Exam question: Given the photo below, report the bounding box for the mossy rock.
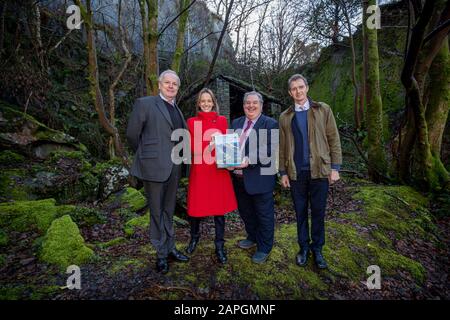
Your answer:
[121,187,146,211]
[350,185,433,238]
[40,215,94,269]
[0,169,34,201]
[0,150,25,166]
[0,103,87,159]
[0,198,64,233]
[124,211,149,236]
[108,187,146,212]
[65,206,107,227]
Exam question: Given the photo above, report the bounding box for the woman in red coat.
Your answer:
[186,88,237,263]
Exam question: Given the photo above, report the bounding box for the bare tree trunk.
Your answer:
[341,0,361,130]
[108,0,132,159]
[331,2,339,44]
[203,0,234,87]
[75,0,128,164]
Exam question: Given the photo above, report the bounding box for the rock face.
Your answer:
[0,102,87,160]
[46,0,235,64]
[40,215,94,269]
[305,2,408,128]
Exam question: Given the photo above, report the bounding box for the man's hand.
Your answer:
[328,169,340,184]
[281,175,290,188]
[236,157,249,169]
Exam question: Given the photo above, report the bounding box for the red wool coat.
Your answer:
[187,111,237,217]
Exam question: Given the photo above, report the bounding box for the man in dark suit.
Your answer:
[230,91,279,264]
[126,70,189,274]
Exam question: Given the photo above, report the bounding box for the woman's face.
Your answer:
[199,92,214,112]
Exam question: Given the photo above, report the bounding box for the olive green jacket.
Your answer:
[279,98,342,180]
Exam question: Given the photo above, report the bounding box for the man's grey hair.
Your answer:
[243,91,264,105]
[158,69,180,86]
[288,74,309,89]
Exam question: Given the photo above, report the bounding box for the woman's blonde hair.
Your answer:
[196,88,220,114]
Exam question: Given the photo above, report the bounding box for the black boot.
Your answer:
[186,236,199,254]
[215,245,227,264]
[186,218,200,254]
[214,216,226,263]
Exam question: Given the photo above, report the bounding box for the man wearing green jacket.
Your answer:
[279,74,342,269]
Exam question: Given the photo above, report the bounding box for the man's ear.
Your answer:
[288,89,293,98]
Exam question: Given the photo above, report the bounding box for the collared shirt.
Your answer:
[234,114,262,176]
[240,114,261,147]
[159,93,175,106]
[294,99,310,112]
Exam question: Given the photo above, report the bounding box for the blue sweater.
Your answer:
[292,111,311,171]
[292,110,340,173]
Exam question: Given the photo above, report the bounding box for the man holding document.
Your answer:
[228,91,279,264]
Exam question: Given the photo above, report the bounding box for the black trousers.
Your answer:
[232,176,275,254]
[143,164,181,259]
[189,216,225,249]
[290,170,329,252]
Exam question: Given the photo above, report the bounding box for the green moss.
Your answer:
[0,169,31,201]
[97,237,127,249]
[64,206,107,226]
[0,150,25,165]
[0,284,59,300]
[366,243,426,283]
[0,254,6,268]
[109,258,145,275]
[40,215,94,269]
[124,211,149,236]
[351,185,430,238]
[121,187,147,211]
[216,225,328,299]
[29,285,60,300]
[48,150,86,162]
[91,158,123,175]
[0,286,24,300]
[0,198,62,233]
[0,229,8,246]
[324,220,426,285]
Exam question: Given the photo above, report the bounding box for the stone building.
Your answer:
[182,74,284,122]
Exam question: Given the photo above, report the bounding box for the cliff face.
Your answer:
[306,2,409,131]
[47,0,235,64]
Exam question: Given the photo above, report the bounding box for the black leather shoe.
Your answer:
[169,249,189,262]
[156,258,169,274]
[186,237,199,254]
[215,248,227,264]
[296,249,309,267]
[312,250,328,269]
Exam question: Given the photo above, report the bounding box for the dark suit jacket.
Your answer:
[231,114,279,195]
[126,95,188,182]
